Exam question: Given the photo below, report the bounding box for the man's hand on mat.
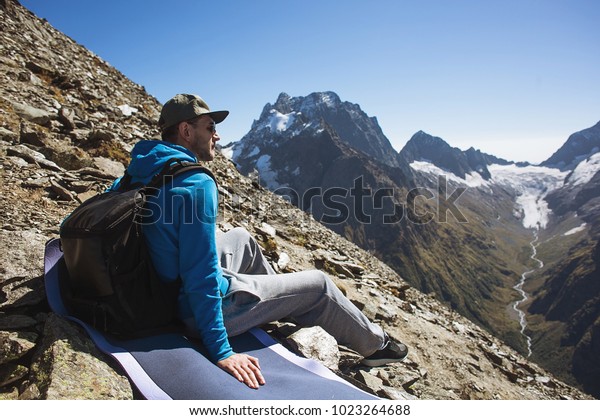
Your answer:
[217,353,266,389]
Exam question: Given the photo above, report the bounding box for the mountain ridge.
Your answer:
[542,121,600,170]
[230,95,537,185]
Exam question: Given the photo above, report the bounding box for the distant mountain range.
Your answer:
[225,92,600,397]
[398,130,517,181]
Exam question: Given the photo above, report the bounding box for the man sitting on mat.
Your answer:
[109,93,408,389]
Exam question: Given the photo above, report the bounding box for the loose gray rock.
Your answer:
[0,127,18,142]
[0,330,38,364]
[91,156,125,179]
[0,229,47,287]
[6,144,62,172]
[10,101,54,126]
[29,314,133,400]
[57,107,76,130]
[285,326,340,371]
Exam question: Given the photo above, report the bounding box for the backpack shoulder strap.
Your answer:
[147,158,217,189]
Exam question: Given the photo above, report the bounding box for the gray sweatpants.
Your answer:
[215,227,386,357]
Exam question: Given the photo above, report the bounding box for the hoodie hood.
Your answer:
[108,140,198,191]
[125,140,197,184]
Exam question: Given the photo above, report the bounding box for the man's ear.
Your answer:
[177,122,191,144]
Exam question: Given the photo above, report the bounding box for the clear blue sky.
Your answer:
[20,0,600,164]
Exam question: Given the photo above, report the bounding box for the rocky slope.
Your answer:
[0,0,592,400]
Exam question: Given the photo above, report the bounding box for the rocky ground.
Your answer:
[0,0,593,400]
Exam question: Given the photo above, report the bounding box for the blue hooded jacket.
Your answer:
[110,140,233,362]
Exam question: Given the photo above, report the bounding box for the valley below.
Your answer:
[509,231,542,358]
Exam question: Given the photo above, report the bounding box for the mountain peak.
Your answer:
[399,131,481,179]
[238,91,401,168]
[273,92,292,110]
[542,120,600,170]
[400,131,521,180]
[408,130,451,147]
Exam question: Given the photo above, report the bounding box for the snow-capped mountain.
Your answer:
[227,91,600,397]
[546,153,600,217]
[399,130,516,181]
[226,91,401,174]
[542,120,600,170]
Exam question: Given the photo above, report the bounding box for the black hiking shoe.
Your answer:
[361,336,408,367]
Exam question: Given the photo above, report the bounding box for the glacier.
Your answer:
[488,164,566,230]
[410,161,567,230]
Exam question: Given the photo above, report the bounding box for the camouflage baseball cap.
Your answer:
[158,93,229,131]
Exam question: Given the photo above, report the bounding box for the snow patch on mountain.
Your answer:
[247,146,261,157]
[318,91,338,108]
[568,152,600,186]
[564,223,587,236]
[267,110,297,132]
[255,154,283,190]
[409,161,489,188]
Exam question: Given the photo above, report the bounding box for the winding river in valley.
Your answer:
[512,231,543,357]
